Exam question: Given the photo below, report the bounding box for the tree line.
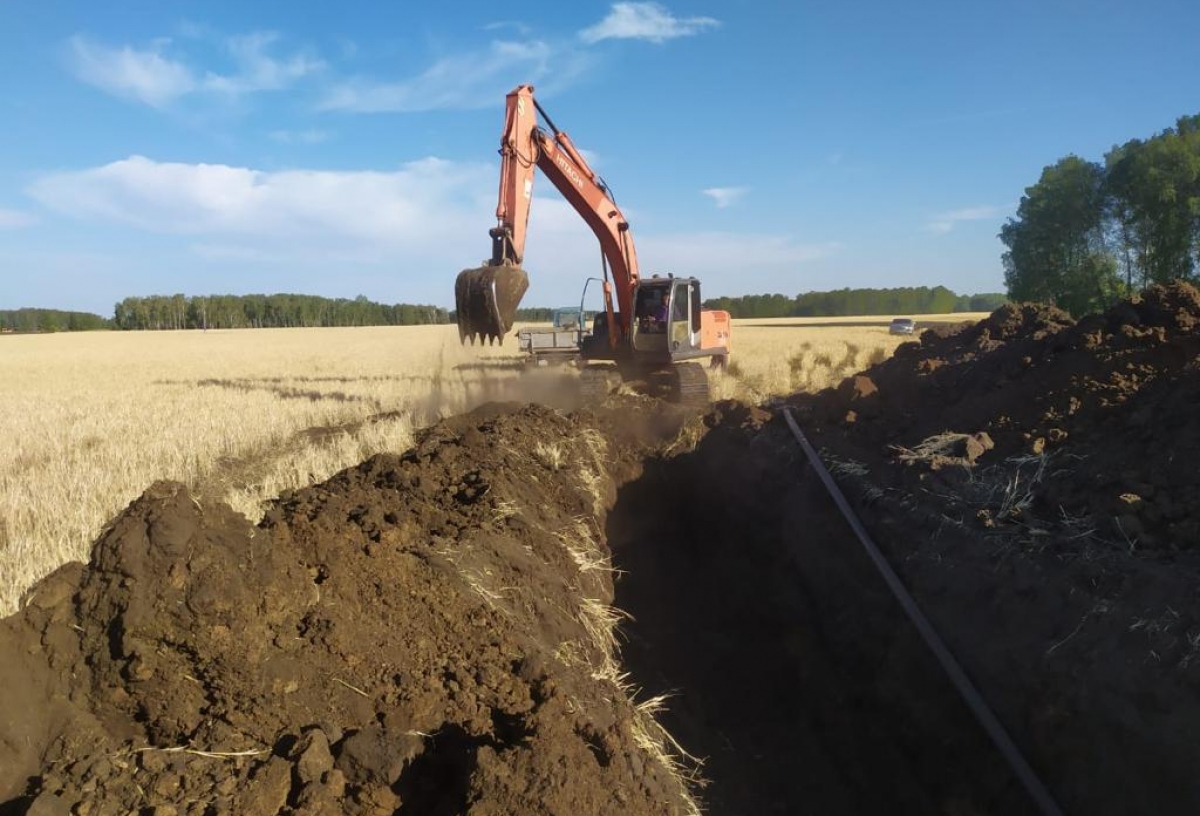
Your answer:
[702,287,1006,319]
[1002,113,1199,316]
[0,308,111,333]
[513,307,557,322]
[112,294,450,330]
[5,286,1009,334]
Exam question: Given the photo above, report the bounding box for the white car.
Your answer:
[889,318,916,335]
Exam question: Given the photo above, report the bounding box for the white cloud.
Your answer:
[68,36,197,108]
[268,129,331,144]
[320,39,585,113]
[580,3,719,44]
[203,32,324,95]
[926,204,1009,235]
[0,209,37,229]
[318,8,718,117]
[66,31,321,108]
[483,20,534,36]
[27,155,493,260]
[702,186,747,208]
[24,156,833,306]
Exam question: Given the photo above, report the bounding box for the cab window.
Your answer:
[672,282,689,322]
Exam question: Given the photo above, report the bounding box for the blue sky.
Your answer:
[1,0,1198,315]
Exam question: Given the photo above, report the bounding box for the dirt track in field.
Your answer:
[3,283,1199,815]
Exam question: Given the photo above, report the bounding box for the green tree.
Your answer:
[702,286,1004,318]
[1105,115,1200,286]
[1000,156,1122,316]
[967,293,1007,311]
[0,309,110,332]
[106,293,451,330]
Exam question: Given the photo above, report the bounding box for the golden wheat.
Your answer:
[709,313,987,401]
[0,325,545,613]
[0,313,987,614]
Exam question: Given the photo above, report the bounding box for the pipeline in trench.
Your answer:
[605,410,1038,816]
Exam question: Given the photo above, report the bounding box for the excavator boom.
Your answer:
[456,85,637,345]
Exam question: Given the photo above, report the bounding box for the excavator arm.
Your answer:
[456,85,639,345]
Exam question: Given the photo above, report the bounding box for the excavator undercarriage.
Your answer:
[579,361,711,407]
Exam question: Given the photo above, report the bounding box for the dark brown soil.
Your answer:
[775,281,1200,813]
[609,403,1039,815]
[0,403,698,816]
[3,282,1199,815]
[801,281,1200,549]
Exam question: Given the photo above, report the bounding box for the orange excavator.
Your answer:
[455,84,731,404]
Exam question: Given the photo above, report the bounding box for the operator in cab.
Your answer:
[653,292,670,331]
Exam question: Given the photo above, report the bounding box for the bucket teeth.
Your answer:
[455,264,529,345]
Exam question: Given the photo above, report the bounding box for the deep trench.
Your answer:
[607,412,1039,816]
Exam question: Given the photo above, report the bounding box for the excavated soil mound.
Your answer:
[778,281,1200,813]
[804,281,1200,548]
[0,403,697,816]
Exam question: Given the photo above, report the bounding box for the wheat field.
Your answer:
[0,313,986,614]
[707,313,984,401]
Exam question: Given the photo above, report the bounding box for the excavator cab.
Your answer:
[632,278,702,358]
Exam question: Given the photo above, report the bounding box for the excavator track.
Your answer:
[674,362,710,407]
[580,364,616,403]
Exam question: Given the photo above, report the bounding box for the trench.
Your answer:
[606,409,1039,815]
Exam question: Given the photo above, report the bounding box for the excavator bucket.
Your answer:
[455,264,529,345]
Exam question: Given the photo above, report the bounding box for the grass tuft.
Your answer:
[534,441,566,471]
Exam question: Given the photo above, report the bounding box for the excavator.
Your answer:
[455,84,731,405]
